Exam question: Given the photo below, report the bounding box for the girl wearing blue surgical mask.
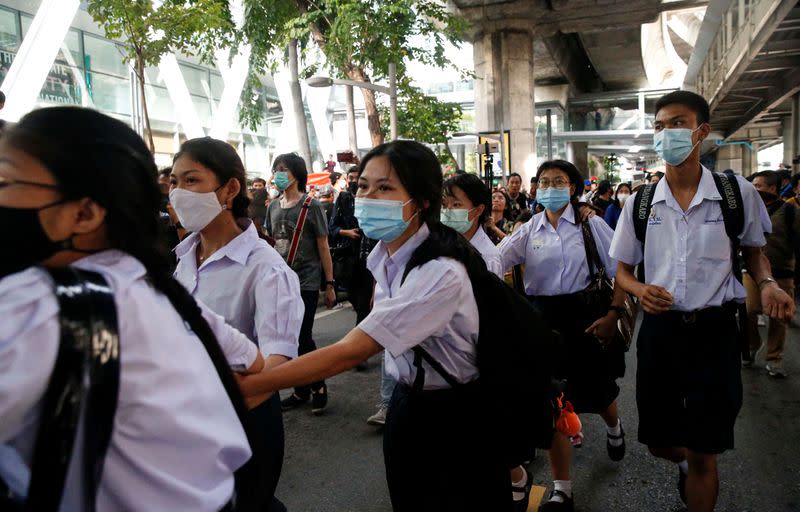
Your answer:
[442,174,503,278]
[237,140,512,511]
[498,160,628,512]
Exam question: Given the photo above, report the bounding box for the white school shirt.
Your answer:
[0,250,255,511]
[609,167,770,312]
[359,223,480,389]
[498,203,618,296]
[174,221,303,359]
[469,226,504,278]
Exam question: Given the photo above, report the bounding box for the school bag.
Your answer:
[400,224,561,467]
[631,172,749,358]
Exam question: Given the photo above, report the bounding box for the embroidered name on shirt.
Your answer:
[704,218,724,224]
[532,239,545,250]
[647,209,662,226]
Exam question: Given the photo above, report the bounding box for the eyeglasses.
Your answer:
[537,177,569,189]
[0,176,60,190]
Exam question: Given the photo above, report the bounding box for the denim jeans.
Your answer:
[380,351,397,407]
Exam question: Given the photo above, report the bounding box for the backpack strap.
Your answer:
[711,173,745,244]
[25,268,120,512]
[580,221,607,280]
[411,346,461,392]
[286,194,314,267]
[632,183,657,245]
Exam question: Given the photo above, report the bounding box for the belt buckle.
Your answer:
[681,311,697,324]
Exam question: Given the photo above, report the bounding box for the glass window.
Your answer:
[88,71,131,115]
[84,34,129,77]
[40,62,83,106]
[0,8,19,52]
[144,84,176,125]
[179,63,210,98]
[210,71,224,100]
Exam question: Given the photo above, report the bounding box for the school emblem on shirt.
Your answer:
[647,208,662,226]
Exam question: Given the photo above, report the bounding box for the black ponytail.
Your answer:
[5,107,265,510]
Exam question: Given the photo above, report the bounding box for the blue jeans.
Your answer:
[380,351,397,407]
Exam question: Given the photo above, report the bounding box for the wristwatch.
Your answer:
[608,305,625,317]
[758,277,777,289]
[325,280,336,288]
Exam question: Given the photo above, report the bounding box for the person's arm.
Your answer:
[743,246,795,321]
[199,300,264,373]
[237,327,383,407]
[497,221,529,271]
[317,235,336,308]
[585,281,628,343]
[616,262,672,314]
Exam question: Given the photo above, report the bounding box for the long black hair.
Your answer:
[444,173,491,225]
[4,107,264,511]
[359,140,443,226]
[174,137,250,218]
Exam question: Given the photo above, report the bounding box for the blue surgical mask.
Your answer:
[440,208,475,234]
[354,197,417,242]
[537,187,571,212]
[274,171,291,191]
[654,127,702,166]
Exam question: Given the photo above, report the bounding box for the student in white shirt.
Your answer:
[442,173,503,278]
[610,90,795,512]
[169,137,304,512]
[237,140,511,511]
[0,107,265,511]
[499,159,628,512]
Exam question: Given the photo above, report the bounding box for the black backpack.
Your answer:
[400,224,561,466]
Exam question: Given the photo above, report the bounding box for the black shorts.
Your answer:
[636,304,743,454]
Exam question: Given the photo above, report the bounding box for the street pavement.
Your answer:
[275,305,800,511]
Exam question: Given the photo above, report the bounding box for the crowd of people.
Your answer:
[0,91,797,512]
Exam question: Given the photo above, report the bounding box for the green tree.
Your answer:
[87,0,234,151]
[602,153,621,182]
[379,79,463,163]
[241,0,468,147]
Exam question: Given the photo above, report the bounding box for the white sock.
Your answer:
[511,468,528,501]
[607,419,623,447]
[550,480,572,501]
[678,460,689,474]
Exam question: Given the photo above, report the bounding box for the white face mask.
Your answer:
[169,188,226,232]
[617,193,631,205]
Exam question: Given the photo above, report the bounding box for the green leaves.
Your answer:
[379,78,463,145]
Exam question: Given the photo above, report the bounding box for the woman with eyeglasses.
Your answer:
[498,160,628,512]
[0,107,265,511]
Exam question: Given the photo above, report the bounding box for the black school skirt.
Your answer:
[383,379,512,512]
[531,292,625,414]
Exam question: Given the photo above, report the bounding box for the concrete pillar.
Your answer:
[473,29,536,184]
[784,116,794,167]
[792,92,800,166]
[568,141,590,178]
[716,144,743,174]
[742,143,758,177]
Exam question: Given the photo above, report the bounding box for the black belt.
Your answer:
[662,302,737,324]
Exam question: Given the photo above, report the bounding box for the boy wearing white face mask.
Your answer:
[610,91,795,511]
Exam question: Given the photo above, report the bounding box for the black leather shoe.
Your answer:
[539,490,574,512]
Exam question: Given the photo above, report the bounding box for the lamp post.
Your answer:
[307,63,397,141]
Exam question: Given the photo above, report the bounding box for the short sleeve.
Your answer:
[309,200,329,238]
[253,265,303,358]
[498,220,531,271]
[737,176,769,247]
[609,196,643,266]
[359,260,463,358]
[199,300,259,370]
[0,268,60,442]
[587,216,619,278]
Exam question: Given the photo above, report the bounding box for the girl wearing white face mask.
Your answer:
[237,140,512,511]
[442,173,503,278]
[170,137,304,512]
[603,183,632,230]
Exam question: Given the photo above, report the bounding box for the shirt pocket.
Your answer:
[698,224,731,261]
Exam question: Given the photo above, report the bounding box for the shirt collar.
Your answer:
[652,165,719,209]
[534,202,575,232]
[367,223,431,278]
[174,220,260,267]
[71,249,147,291]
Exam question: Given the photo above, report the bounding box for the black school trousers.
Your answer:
[383,380,511,512]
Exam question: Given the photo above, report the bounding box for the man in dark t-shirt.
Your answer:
[507,172,529,221]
